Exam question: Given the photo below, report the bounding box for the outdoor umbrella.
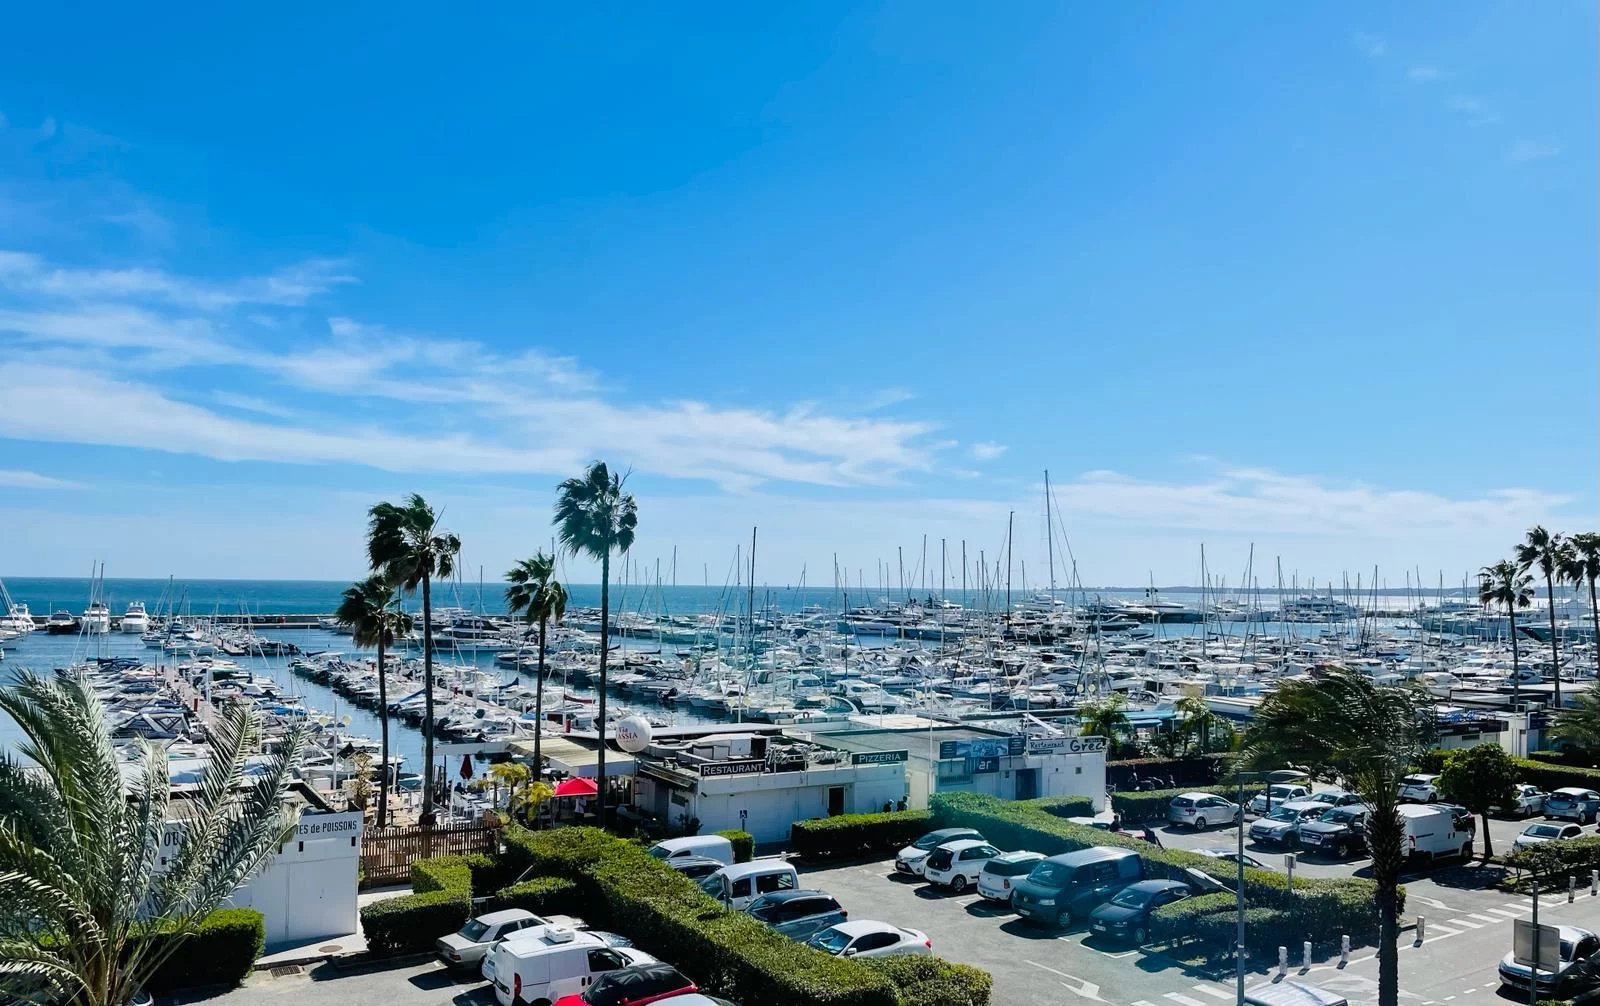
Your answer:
[553,776,598,798]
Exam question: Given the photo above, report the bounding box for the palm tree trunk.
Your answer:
[1510,607,1521,708]
[597,552,610,823]
[1480,811,1493,859]
[376,633,389,829]
[1589,576,1599,679]
[1547,576,1561,708]
[421,574,436,826]
[1369,802,1404,1006]
[534,613,546,787]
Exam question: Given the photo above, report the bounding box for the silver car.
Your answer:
[1168,793,1242,831]
[1248,800,1332,847]
[1544,788,1600,824]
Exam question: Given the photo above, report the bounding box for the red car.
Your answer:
[552,963,697,1006]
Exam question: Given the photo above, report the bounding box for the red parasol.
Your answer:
[459,755,474,780]
[552,776,599,798]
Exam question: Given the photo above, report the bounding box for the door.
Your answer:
[1016,769,1039,801]
[827,786,846,816]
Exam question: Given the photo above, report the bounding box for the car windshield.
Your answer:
[698,875,722,895]
[458,919,490,941]
[926,849,953,870]
[648,845,672,859]
[1109,888,1154,908]
[1172,797,1195,808]
[914,833,950,850]
[1526,825,1564,838]
[1323,809,1359,824]
[1028,863,1070,885]
[809,927,854,954]
[1269,786,1295,797]
[1267,808,1299,823]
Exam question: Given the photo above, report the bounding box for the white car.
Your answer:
[977,850,1045,902]
[807,920,932,959]
[1494,784,1548,818]
[1398,774,1440,803]
[436,909,559,970]
[921,839,1002,893]
[1513,822,1585,852]
[1168,793,1242,831]
[894,827,982,877]
[1248,784,1310,815]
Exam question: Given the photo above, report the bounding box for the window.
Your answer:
[855,932,897,952]
[1576,936,1600,961]
[732,878,751,898]
[756,872,795,894]
[587,948,625,972]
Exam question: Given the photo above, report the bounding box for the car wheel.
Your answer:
[1195,817,1207,831]
[1132,926,1148,944]
[1336,840,1350,860]
[1057,908,1072,928]
[952,875,969,893]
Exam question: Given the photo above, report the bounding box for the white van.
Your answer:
[696,860,798,911]
[647,835,735,866]
[489,927,655,1006]
[1399,804,1472,862]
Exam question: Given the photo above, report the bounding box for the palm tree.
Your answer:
[367,494,461,826]
[1244,666,1435,1006]
[1174,694,1232,755]
[504,553,569,779]
[0,671,305,1006]
[1551,687,1600,755]
[1559,533,1600,679]
[488,763,531,820]
[1516,525,1567,707]
[335,575,414,828]
[1079,695,1132,748]
[554,462,637,822]
[1478,560,1534,706]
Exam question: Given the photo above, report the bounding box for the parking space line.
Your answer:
[1425,925,1462,938]
[1133,1001,1158,1006]
[1465,914,1500,923]
[1191,984,1233,1000]
[1163,994,1206,1006]
[1446,918,1481,929]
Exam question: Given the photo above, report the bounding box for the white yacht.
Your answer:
[120,601,150,634]
[0,602,34,634]
[80,601,111,634]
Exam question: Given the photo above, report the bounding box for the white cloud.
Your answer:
[969,441,1007,461]
[1352,33,1387,59]
[1506,140,1561,163]
[0,250,352,310]
[0,469,83,490]
[1407,66,1441,82]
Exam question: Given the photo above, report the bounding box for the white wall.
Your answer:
[691,765,905,844]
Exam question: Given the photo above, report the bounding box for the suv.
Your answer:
[922,839,1002,893]
[1248,800,1332,847]
[744,890,848,941]
[1168,793,1242,831]
[1398,774,1440,803]
[1296,805,1369,859]
[1544,788,1600,824]
[1011,847,1146,926]
[895,828,982,877]
[1248,784,1311,816]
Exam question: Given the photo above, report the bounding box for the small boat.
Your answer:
[80,602,111,635]
[45,610,78,635]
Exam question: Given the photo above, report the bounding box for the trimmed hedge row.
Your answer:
[790,810,936,862]
[482,876,582,917]
[138,908,266,992]
[716,828,755,863]
[1032,796,1098,820]
[1504,835,1600,880]
[359,856,474,955]
[1419,749,1600,797]
[1107,754,1234,789]
[930,792,1393,945]
[1111,785,1236,824]
[502,826,989,1006]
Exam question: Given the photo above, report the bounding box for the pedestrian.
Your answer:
[883,800,893,813]
[896,796,907,812]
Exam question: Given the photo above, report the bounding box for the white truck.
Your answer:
[489,927,654,1006]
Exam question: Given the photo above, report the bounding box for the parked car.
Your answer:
[651,997,739,1006]
[553,962,697,1006]
[485,923,626,983]
[1498,925,1600,998]
[1194,847,1270,871]
[1296,805,1370,860]
[1513,821,1585,852]
[1397,774,1440,803]
[1544,787,1600,824]
[665,855,727,880]
[1493,784,1548,818]
[647,836,734,866]
[1168,793,1242,831]
[1243,980,1350,1006]
[1087,879,1192,944]
[1011,847,1147,926]
[978,850,1046,903]
[1398,804,1473,862]
[1248,784,1310,815]
[922,839,1002,892]
[894,827,983,877]
[1248,800,1332,847]
[1309,789,1363,807]
[697,860,799,911]
[490,928,656,1006]
[437,908,565,970]
[807,920,932,958]
[744,889,848,941]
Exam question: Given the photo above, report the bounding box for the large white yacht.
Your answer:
[120,601,151,634]
[80,601,111,634]
[0,602,34,635]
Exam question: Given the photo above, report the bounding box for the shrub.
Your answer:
[412,854,474,894]
[138,908,266,992]
[1505,835,1600,881]
[1150,891,1234,943]
[1111,785,1236,824]
[867,955,992,1006]
[1418,749,1600,796]
[483,876,581,917]
[716,828,755,863]
[789,810,936,862]
[1032,796,1098,820]
[360,854,474,955]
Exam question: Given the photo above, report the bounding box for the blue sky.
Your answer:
[0,4,1593,588]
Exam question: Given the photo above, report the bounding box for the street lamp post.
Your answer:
[1232,770,1273,1006]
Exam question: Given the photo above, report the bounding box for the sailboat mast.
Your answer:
[1045,469,1055,596]
[747,527,757,661]
[1005,510,1014,622]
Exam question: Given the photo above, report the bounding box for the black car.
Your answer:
[563,962,696,1006]
[744,889,849,941]
[1296,805,1369,859]
[1087,879,1192,944]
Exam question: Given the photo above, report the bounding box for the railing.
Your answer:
[360,822,500,887]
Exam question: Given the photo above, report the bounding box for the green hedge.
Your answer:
[1504,835,1600,881]
[1111,785,1236,824]
[1032,796,1098,820]
[1419,749,1600,797]
[502,826,988,1006]
[717,829,755,863]
[866,955,992,1006]
[930,792,1391,945]
[789,810,936,862]
[137,908,266,992]
[360,855,474,955]
[483,876,582,917]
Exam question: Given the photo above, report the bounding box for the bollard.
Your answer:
[1415,916,1425,944]
[1591,869,1597,896]
[1570,875,1577,904]
[1303,941,1312,971]
[1340,935,1350,967]
[1278,946,1288,977]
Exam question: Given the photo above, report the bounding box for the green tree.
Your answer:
[504,552,568,777]
[1175,694,1234,755]
[1079,695,1132,748]
[554,462,637,822]
[1515,525,1568,708]
[1551,687,1600,755]
[1437,744,1518,859]
[1478,560,1534,705]
[488,762,531,819]
[367,494,461,825]
[1243,667,1435,1006]
[0,671,305,1006]
[1559,532,1600,679]
[335,574,414,828]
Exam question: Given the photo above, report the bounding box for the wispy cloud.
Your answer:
[0,250,353,310]
[1446,95,1501,127]
[1505,139,1560,163]
[1352,33,1387,59]
[968,442,1007,461]
[1407,66,1442,82]
[0,468,84,490]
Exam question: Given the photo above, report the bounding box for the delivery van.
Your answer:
[1399,804,1473,862]
[490,926,655,1006]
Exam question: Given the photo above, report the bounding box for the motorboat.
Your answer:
[120,601,151,634]
[80,602,111,635]
[45,610,78,634]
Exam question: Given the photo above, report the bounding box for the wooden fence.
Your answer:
[361,822,500,887]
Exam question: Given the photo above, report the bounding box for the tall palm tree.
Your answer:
[504,553,568,777]
[1244,667,1435,1006]
[367,494,461,826]
[1174,693,1232,755]
[1559,533,1600,679]
[1079,695,1132,748]
[1551,687,1600,755]
[1516,525,1568,707]
[335,575,414,828]
[554,462,637,822]
[1478,560,1534,706]
[0,671,305,1006]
